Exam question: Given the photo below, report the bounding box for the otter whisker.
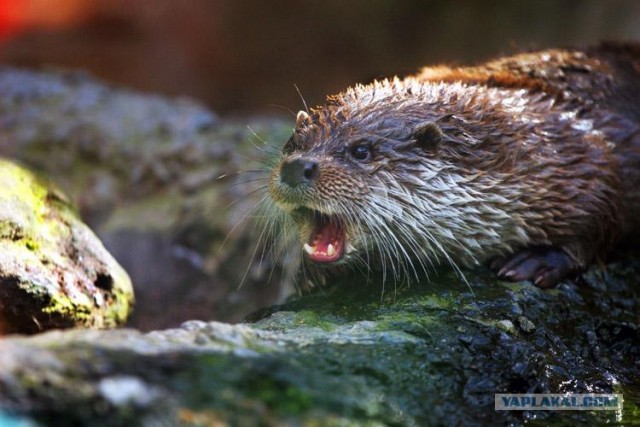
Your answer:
[375,185,477,293]
[238,203,276,289]
[362,196,427,282]
[261,44,637,294]
[293,84,310,114]
[245,126,286,155]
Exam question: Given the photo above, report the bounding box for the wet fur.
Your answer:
[268,42,640,287]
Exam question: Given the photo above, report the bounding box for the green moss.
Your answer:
[24,240,39,251]
[0,159,134,330]
[104,264,136,326]
[292,310,340,331]
[247,377,313,415]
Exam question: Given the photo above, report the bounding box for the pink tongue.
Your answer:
[307,221,344,262]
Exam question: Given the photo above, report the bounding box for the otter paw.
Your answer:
[492,247,580,288]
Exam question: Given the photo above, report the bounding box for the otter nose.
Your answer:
[280,158,319,187]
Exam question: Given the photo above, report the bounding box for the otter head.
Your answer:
[269,91,448,272]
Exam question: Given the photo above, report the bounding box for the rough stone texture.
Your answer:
[0,260,638,425]
[0,159,133,334]
[0,68,295,330]
[0,67,638,425]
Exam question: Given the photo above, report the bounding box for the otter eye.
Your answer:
[350,144,372,162]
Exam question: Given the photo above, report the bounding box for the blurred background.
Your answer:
[0,0,639,117]
[0,1,639,330]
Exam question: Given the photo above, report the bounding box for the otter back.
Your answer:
[269,43,640,288]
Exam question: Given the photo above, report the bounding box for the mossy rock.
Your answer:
[0,263,638,425]
[0,159,133,334]
[0,68,294,330]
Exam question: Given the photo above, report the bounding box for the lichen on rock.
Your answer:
[0,265,638,425]
[0,68,295,330]
[0,67,638,426]
[0,159,133,334]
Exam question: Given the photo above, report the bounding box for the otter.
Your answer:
[268,43,640,288]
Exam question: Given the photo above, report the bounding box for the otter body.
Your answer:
[269,43,640,287]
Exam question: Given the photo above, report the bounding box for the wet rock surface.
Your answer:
[0,159,133,334]
[0,260,639,425]
[0,68,638,425]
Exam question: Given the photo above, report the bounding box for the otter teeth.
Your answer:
[303,242,337,257]
[327,244,336,257]
[303,243,316,255]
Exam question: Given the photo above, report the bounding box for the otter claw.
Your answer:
[492,247,580,288]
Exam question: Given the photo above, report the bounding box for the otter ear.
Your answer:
[282,133,299,154]
[412,121,442,153]
[296,110,311,129]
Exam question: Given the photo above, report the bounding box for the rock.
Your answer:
[0,67,638,425]
[517,316,536,333]
[495,319,516,334]
[0,68,296,330]
[0,264,638,425]
[0,159,133,334]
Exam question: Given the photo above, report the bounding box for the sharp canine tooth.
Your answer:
[303,243,315,255]
[327,244,335,257]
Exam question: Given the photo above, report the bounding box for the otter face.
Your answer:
[269,108,444,270]
[269,111,371,264]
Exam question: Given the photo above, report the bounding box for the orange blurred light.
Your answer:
[0,0,28,41]
[0,0,92,42]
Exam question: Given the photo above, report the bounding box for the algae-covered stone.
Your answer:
[0,68,294,330]
[0,159,133,334]
[0,67,638,426]
[0,263,638,425]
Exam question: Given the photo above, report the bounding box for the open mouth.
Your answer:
[299,210,346,263]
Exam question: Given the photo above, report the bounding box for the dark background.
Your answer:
[0,0,639,116]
